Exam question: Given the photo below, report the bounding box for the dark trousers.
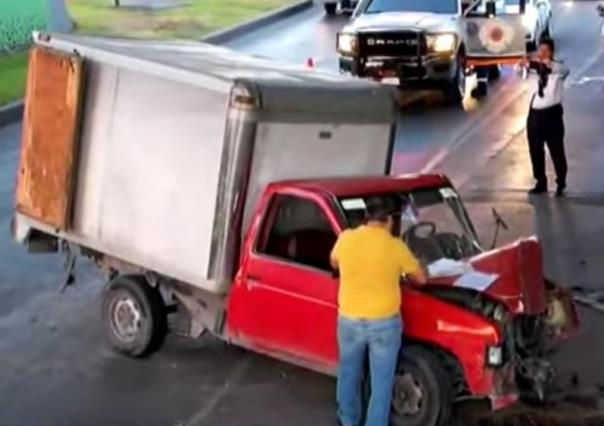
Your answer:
[527,104,567,188]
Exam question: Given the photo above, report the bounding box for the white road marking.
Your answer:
[420,82,528,174]
[186,355,251,426]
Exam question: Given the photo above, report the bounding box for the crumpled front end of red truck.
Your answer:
[412,237,580,409]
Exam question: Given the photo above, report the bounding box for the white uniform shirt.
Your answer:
[530,61,570,110]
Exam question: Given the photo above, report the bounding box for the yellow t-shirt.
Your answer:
[331,225,421,320]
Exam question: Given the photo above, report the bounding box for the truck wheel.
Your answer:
[102,275,167,358]
[443,51,466,103]
[324,3,337,16]
[390,346,453,426]
[471,81,488,99]
[488,65,500,81]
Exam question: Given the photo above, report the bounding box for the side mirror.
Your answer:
[486,0,497,17]
[490,208,509,249]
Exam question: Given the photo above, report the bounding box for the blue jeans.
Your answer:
[337,315,403,426]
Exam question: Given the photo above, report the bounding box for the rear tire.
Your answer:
[324,2,337,16]
[102,275,167,358]
[390,346,453,426]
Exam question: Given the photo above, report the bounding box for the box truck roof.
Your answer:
[33,32,393,122]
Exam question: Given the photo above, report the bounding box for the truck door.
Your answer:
[463,0,527,66]
[230,192,341,369]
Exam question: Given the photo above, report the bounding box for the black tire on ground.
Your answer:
[324,2,337,16]
[443,51,466,104]
[471,81,488,99]
[488,65,501,81]
[102,275,167,358]
[390,346,454,426]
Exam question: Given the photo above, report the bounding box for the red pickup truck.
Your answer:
[14,34,578,426]
[222,175,578,426]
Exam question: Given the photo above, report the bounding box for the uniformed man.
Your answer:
[521,38,570,196]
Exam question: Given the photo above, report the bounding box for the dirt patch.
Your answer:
[453,387,604,426]
[477,407,604,426]
[152,18,204,34]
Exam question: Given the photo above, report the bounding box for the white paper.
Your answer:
[453,271,499,292]
[427,258,471,278]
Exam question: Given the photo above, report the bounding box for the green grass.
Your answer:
[0,52,28,106]
[67,0,297,39]
[0,0,297,106]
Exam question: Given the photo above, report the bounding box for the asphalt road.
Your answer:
[1,2,604,425]
[227,1,603,177]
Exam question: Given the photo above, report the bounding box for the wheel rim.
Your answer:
[392,372,425,416]
[110,295,143,342]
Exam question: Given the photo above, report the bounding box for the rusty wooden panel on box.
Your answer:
[16,47,84,230]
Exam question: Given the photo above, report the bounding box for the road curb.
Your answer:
[202,0,314,44]
[0,0,314,129]
[0,100,24,129]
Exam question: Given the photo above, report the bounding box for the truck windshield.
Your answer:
[339,187,481,265]
[364,0,459,14]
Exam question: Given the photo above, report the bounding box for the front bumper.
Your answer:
[339,54,457,89]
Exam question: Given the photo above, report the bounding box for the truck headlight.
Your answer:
[426,33,457,54]
[337,33,359,56]
[487,345,503,367]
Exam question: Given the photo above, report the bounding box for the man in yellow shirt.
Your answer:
[330,196,426,426]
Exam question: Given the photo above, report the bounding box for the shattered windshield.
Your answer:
[364,0,459,14]
[339,187,482,265]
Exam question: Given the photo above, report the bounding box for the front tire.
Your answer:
[324,2,337,16]
[390,346,453,426]
[443,51,466,103]
[102,275,167,358]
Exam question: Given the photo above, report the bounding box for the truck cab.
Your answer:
[337,0,529,100]
[224,175,579,426]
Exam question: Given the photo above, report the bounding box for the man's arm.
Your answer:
[398,241,427,284]
[330,253,339,271]
[553,62,570,80]
[330,232,347,271]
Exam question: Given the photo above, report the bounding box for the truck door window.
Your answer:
[258,195,337,272]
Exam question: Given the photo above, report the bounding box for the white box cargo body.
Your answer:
[14,33,396,294]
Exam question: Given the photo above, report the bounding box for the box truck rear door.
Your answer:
[16,47,85,230]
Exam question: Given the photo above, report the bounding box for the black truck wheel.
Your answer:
[488,65,501,81]
[443,51,466,103]
[102,275,167,358]
[324,2,337,15]
[390,346,453,426]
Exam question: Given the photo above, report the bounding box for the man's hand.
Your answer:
[404,267,427,285]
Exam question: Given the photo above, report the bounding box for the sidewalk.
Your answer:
[458,54,604,389]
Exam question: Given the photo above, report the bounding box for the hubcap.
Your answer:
[392,373,425,416]
[110,295,142,342]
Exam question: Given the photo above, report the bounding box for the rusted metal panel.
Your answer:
[16,47,84,230]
